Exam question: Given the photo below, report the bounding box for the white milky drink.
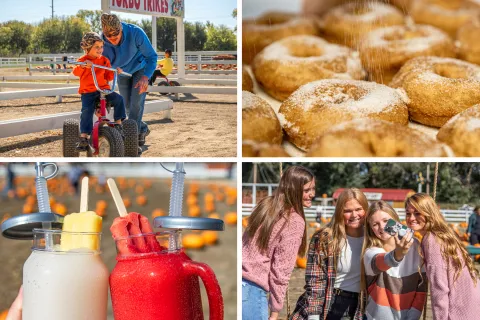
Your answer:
[23,230,109,320]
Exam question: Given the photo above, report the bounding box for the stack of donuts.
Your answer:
[242,0,480,157]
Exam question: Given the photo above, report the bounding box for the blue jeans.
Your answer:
[80,91,125,134]
[242,279,268,320]
[118,68,148,134]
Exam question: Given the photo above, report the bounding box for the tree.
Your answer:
[61,16,90,53]
[204,22,236,51]
[32,17,89,54]
[0,21,33,56]
[185,21,207,51]
[76,10,103,33]
[232,8,237,32]
[155,18,176,51]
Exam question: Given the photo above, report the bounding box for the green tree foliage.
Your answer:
[32,17,89,54]
[242,163,480,205]
[0,21,33,56]
[76,10,103,33]
[185,22,207,51]
[204,22,236,51]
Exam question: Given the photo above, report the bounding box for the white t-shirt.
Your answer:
[333,235,364,293]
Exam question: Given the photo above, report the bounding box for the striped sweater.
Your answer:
[363,239,427,320]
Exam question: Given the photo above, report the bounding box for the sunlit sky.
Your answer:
[0,0,237,28]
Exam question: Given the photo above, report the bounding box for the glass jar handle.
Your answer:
[182,260,224,320]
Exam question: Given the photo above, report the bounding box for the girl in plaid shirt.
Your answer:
[405,194,480,320]
[242,166,315,320]
[292,188,368,320]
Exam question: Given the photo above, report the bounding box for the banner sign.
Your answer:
[109,0,184,18]
[364,192,383,201]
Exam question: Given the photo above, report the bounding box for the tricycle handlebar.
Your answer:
[68,60,132,77]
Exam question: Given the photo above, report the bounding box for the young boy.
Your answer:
[148,49,174,85]
[72,32,126,151]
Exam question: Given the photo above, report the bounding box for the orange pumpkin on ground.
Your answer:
[224,212,237,225]
[182,233,205,249]
[136,195,147,206]
[208,213,220,219]
[22,204,34,214]
[202,231,218,245]
[123,198,131,208]
[242,217,249,228]
[135,185,145,194]
[152,209,166,218]
[2,214,11,223]
[96,200,108,210]
[204,193,215,203]
[54,203,67,216]
[296,256,307,269]
[187,194,198,206]
[188,206,201,217]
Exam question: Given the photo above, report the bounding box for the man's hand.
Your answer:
[134,75,150,94]
[116,67,123,75]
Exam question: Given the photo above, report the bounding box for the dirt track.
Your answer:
[0,68,237,157]
[0,176,237,319]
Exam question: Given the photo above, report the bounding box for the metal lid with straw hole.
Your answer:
[1,213,64,240]
[154,216,224,231]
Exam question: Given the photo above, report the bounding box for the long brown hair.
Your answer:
[405,193,479,285]
[244,165,314,256]
[317,188,369,260]
[360,201,402,311]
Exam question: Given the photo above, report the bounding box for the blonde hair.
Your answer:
[360,201,402,311]
[405,193,479,285]
[317,188,368,261]
[80,32,103,53]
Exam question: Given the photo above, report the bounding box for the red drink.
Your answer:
[110,237,224,320]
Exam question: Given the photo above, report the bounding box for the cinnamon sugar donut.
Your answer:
[306,119,447,157]
[242,140,290,157]
[390,56,480,127]
[242,91,282,145]
[252,35,366,101]
[278,79,409,151]
[359,24,455,84]
[319,2,405,48]
[437,104,480,156]
[457,16,480,65]
[242,69,254,92]
[410,0,479,37]
[242,11,318,64]
[389,0,413,11]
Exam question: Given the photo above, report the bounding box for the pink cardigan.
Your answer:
[242,210,305,312]
[422,233,480,320]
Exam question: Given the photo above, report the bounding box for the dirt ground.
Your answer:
[0,176,237,319]
[0,68,237,157]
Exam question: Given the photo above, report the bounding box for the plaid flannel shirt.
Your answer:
[290,230,364,320]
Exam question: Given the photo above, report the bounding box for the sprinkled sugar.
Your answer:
[466,118,480,131]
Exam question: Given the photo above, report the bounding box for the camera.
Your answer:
[384,219,411,240]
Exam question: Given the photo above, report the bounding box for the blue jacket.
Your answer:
[102,22,157,79]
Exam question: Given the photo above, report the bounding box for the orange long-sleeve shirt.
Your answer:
[72,55,114,94]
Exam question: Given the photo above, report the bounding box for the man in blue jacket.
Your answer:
[467,205,480,245]
[101,13,157,150]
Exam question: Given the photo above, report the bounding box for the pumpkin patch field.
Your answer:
[0,174,238,319]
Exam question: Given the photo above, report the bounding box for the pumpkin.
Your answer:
[128,179,136,188]
[16,187,27,199]
[205,201,215,213]
[136,195,147,206]
[187,194,198,206]
[25,195,36,206]
[242,217,249,228]
[462,241,470,247]
[152,208,166,218]
[202,231,218,245]
[460,222,468,228]
[208,213,220,219]
[189,183,200,194]
[96,200,108,210]
[49,196,56,208]
[182,233,205,249]
[54,203,67,216]
[135,185,145,194]
[22,204,34,214]
[224,212,237,225]
[296,256,307,269]
[95,185,105,194]
[215,192,225,202]
[143,180,153,189]
[123,198,131,208]
[188,206,201,217]
[0,309,8,320]
[96,207,106,217]
[204,193,215,203]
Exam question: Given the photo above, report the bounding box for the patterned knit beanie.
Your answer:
[101,13,122,36]
[80,32,103,53]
